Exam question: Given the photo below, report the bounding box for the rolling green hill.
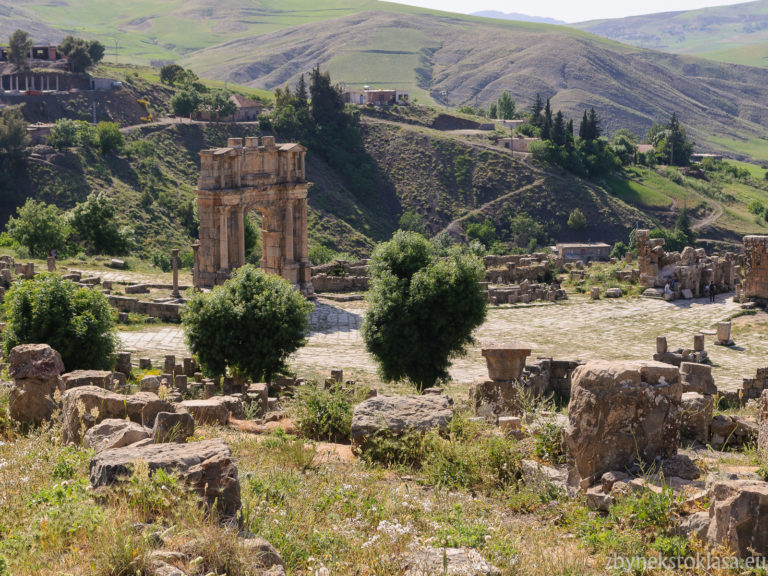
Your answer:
[574,0,768,67]
[6,0,768,160]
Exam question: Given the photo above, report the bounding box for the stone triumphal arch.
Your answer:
[192,136,314,297]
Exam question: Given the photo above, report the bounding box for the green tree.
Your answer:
[70,191,131,254]
[96,121,124,154]
[48,119,80,149]
[398,210,424,233]
[674,207,695,245]
[2,274,116,370]
[309,65,347,131]
[749,200,765,216]
[488,102,498,119]
[8,29,32,70]
[530,93,543,126]
[0,107,30,162]
[567,208,587,231]
[58,36,104,73]
[170,89,200,118]
[551,111,566,147]
[160,64,185,85]
[541,98,553,141]
[362,231,487,391]
[182,265,313,381]
[465,218,498,248]
[5,199,67,257]
[200,90,237,121]
[611,129,639,166]
[497,91,516,120]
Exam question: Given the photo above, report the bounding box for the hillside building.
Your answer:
[556,242,611,263]
[342,87,409,106]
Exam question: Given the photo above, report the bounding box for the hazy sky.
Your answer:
[389,0,748,23]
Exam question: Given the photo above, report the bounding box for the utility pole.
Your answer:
[113,39,119,65]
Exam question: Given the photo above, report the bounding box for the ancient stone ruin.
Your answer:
[743,235,768,300]
[193,136,314,297]
[636,229,735,298]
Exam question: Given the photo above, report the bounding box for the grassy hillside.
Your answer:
[575,0,768,66]
[6,0,768,161]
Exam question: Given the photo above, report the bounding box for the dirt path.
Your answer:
[692,199,724,232]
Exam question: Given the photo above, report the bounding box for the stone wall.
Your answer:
[743,235,768,299]
[107,295,182,321]
[483,253,561,285]
[310,259,369,293]
[636,229,735,297]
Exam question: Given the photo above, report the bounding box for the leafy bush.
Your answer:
[182,265,313,381]
[5,198,68,257]
[48,119,80,149]
[70,192,131,254]
[2,273,116,370]
[308,243,337,265]
[292,382,357,442]
[362,231,487,391]
[749,200,766,216]
[533,419,566,465]
[567,208,587,230]
[96,121,124,154]
[610,241,628,259]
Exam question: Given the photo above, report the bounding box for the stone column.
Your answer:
[297,198,308,261]
[219,208,229,271]
[237,207,245,267]
[55,75,59,92]
[284,201,294,264]
[25,75,28,91]
[172,249,180,297]
[192,241,200,289]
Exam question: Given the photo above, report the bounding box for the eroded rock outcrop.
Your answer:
[7,343,65,424]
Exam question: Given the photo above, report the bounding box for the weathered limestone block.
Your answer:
[706,480,768,558]
[743,235,768,299]
[141,375,166,393]
[246,382,269,417]
[565,361,681,487]
[89,439,241,516]
[656,336,667,354]
[469,380,520,420]
[152,411,195,443]
[180,399,230,426]
[481,345,531,381]
[605,287,622,298]
[7,344,65,424]
[62,370,122,390]
[83,419,151,453]
[403,546,500,576]
[679,362,717,395]
[759,389,768,456]
[9,343,65,380]
[715,322,733,346]
[589,286,600,300]
[680,392,713,443]
[350,395,454,444]
[116,352,132,377]
[61,386,172,444]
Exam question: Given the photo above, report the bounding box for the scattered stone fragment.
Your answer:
[706,479,768,558]
[180,398,229,426]
[152,411,195,443]
[83,419,151,453]
[403,546,500,576]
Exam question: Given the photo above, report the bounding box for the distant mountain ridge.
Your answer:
[471,11,566,25]
[574,0,768,67]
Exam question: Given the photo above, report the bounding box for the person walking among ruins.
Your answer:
[709,280,716,303]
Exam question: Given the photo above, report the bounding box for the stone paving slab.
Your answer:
[120,294,758,391]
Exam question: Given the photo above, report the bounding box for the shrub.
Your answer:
[2,273,116,370]
[749,200,765,216]
[70,192,131,254]
[96,121,124,154]
[48,119,80,149]
[308,244,337,265]
[292,382,355,442]
[182,265,313,381]
[5,198,68,257]
[567,207,587,230]
[362,231,487,391]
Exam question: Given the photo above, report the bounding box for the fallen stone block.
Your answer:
[351,395,454,445]
[89,439,241,516]
[180,399,229,426]
[62,386,172,444]
[565,360,681,487]
[152,411,195,443]
[706,480,768,558]
[680,392,713,443]
[83,419,151,453]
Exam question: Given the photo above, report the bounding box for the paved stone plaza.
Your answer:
[119,292,763,391]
